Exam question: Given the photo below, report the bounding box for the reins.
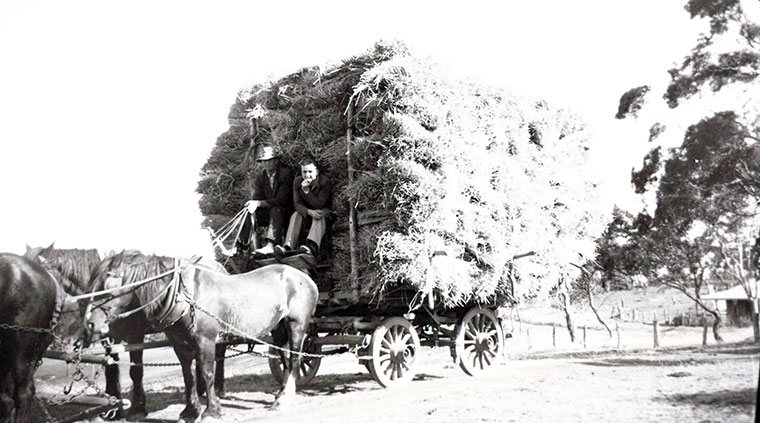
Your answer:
[82,259,182,325]
[108,263,181,322]
[206,207,248,256]
[69,268,176,302]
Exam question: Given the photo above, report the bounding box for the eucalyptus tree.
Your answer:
[616,0,760,341]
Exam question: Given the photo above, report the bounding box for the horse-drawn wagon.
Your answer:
[219,210,511,390]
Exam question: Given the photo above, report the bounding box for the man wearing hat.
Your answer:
[235,145,294,255]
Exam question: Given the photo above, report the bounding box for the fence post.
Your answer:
[633,309,638,322]
[552,325,556,349]
[653,320,660,348]
[615,323,621,349]
[583,325,587,348]
[526,328,531,350]
[702,317,709,346]
[665,310,670,323]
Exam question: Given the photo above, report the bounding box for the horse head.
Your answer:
[24,243,101,297]
[82,250,143,345]
[82,250,178,346]
[83,269,134,345]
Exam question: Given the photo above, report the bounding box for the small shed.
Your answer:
[703,284,757,327]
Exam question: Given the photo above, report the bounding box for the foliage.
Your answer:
[615,85,650,119]
[614,0,760,340]
[198,41,610,307]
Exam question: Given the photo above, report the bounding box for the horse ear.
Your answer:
[44,242,55,254]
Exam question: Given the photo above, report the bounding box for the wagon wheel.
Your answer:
[454,307,504,376]
[367,316,421,388]
[268,335,321,387]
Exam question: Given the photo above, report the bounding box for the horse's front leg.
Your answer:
[103,351,124,419]
[128,348,147,418]
[165,328,201,423]
[196,333,221,421]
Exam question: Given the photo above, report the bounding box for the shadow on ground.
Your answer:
[657,387,756,410]
[578,357,714,367]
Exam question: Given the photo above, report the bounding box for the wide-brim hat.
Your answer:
[256,145,279,161]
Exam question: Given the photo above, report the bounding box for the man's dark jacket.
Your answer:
[251,166,294,208]
[293,173,332,217]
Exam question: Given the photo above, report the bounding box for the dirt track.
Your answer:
[37,339,758,423]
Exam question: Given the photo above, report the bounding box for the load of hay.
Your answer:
[198,41,609,308]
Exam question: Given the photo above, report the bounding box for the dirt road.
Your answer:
[36,340,757,423]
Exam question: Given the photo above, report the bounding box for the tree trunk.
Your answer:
[556,284,576,343]
[705,308,724,342]
[564,307,576,343]
[752,312,760,343]
[586,283,612,338]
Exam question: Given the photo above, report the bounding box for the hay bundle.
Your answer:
[198,41,608,307]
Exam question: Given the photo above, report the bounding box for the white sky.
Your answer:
[0,0,705,257]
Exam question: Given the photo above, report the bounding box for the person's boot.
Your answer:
[254,241,275,255]
[273,244,292,256]
[298,240,318,256]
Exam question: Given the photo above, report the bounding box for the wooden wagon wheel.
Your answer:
[367,316,421,388]
[268,334,321,387]
[454,307,504,376]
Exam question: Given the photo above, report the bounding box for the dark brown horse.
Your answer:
[84,252,318,423]
[0,253,64,423]
[24,244,100,299]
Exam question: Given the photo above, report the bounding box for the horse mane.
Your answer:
[90,250,177,316]
[25,246,101,296]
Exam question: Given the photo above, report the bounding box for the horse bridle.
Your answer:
[87,260,182,324]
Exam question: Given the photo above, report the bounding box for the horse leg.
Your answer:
[0,343,14,423]
[164,329,201,423]
[0,371,14,423]
[10,350,36,423]
[269,322,288,404]
[128,349,148,418]
[273,318,307,409]
[103,352,124,419]
[196,334,221,421]
[214,344,226,398]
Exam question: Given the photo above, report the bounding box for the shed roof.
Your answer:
[703,284,755,300]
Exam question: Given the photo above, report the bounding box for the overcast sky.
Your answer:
[0,1,705,257]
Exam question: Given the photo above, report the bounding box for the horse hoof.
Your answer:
[271,395,294,410]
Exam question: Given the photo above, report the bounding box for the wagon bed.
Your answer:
[228,250,510,388]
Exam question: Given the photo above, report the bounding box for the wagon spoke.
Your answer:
[465,327,478,339]
[381,337,393,350]
[391,326,402,342]
[482,352,492,366]
[400,333,411,345]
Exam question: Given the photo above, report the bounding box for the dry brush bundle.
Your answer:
[198,41,609,307]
